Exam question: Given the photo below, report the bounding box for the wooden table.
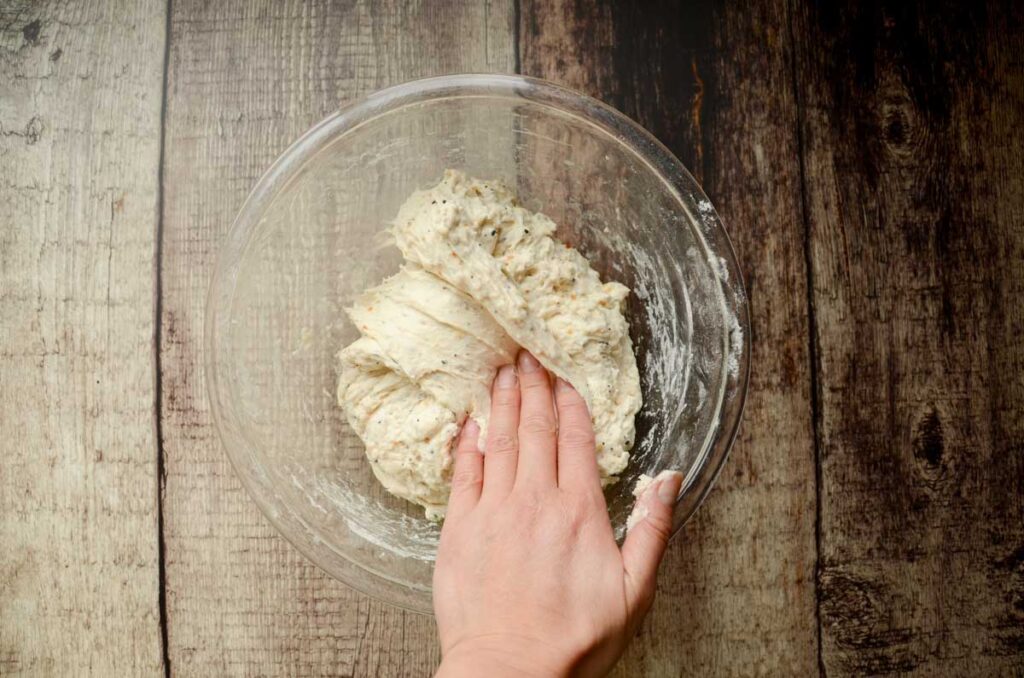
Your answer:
[3,1,1022,675]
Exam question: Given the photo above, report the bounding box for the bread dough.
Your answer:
[338,170,642,518]
[338,268,519,515]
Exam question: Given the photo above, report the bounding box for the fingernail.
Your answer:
[461,419,480,439]
[518,350,540,374]
[496,364,517,389]
[555,377,573,394]
[657,472,683,505]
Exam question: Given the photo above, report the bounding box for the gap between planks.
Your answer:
[154,0,174,676]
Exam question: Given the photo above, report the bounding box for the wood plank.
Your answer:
[159,2,514,675]
[794,1,1024,674]
[0,1,167,675]
[521,1,819,675]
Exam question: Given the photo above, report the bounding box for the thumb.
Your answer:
[621,471,683,615]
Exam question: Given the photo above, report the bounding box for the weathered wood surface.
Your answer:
[795,1,1024,675]
[521,1,819,675]
[0,1,167,675]
[3,0,1024,676]
[159,1,514,676]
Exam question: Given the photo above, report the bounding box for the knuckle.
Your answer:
[576,488,606,515]
[450,467,482,492]
[543,498,589,543]
[559,425,595,449]
[456,436,479,454]
[520,375,549,392]
[556,389,586,407]
[487,433,518,456]
[645,513,673,545]
[491,389,520,408]
[562,499,587,531]
[542,515,577,545]
[520,413,557,436]
[557,399,592,424]
[509,487,545,522]
[565,491,604,526]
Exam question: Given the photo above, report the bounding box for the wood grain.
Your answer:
[159,1,514,675]
[2,1,1020,675]
[521,1,819,675]
[794,1,1024,674]
[0,1,167,675]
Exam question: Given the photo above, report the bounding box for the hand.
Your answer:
[433,350,683,678]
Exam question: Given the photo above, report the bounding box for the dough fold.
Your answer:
[338,170,642,518]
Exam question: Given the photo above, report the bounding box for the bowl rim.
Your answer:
[205,73,751,613]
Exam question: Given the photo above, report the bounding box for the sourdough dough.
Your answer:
[338,170,642,518]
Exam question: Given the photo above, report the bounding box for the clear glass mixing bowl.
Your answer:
[206,74,749,613]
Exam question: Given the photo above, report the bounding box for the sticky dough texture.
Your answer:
[338,170,642,519]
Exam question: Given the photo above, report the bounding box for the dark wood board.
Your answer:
[793,0,1024,674]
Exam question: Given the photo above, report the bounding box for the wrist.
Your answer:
[436,637,575,678]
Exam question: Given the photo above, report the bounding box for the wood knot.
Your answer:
[875,68,923,164]
[912,406,944,469]
[884,109,908,145]
[819,568,921,671]
[819,569,882,632]
[878,95,918,157]
[22,19,41,46]
[909,404,959,494]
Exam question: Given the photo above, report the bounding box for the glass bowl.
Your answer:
[206,74,749,613]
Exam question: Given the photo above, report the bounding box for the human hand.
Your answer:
[433,350,683,678]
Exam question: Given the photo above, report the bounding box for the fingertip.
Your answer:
[448,419,484,516]
[514,350,558,488]
[483,363,521,498]
[621,471,682,612]
[494,364,518,390]
[554,377,599,491]
[553,377,586,409]
[655,471,683,506]
[628,471,681,530]
[554,376,574,396]
[459,418,481,447]
[454,419,481,456]
[517,349,541,374]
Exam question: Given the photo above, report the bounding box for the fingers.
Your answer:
[446,419,483,518]
[482,364,520,500]
[515,351,558,489]
[621,472,683,616]
[554,378,601,493]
